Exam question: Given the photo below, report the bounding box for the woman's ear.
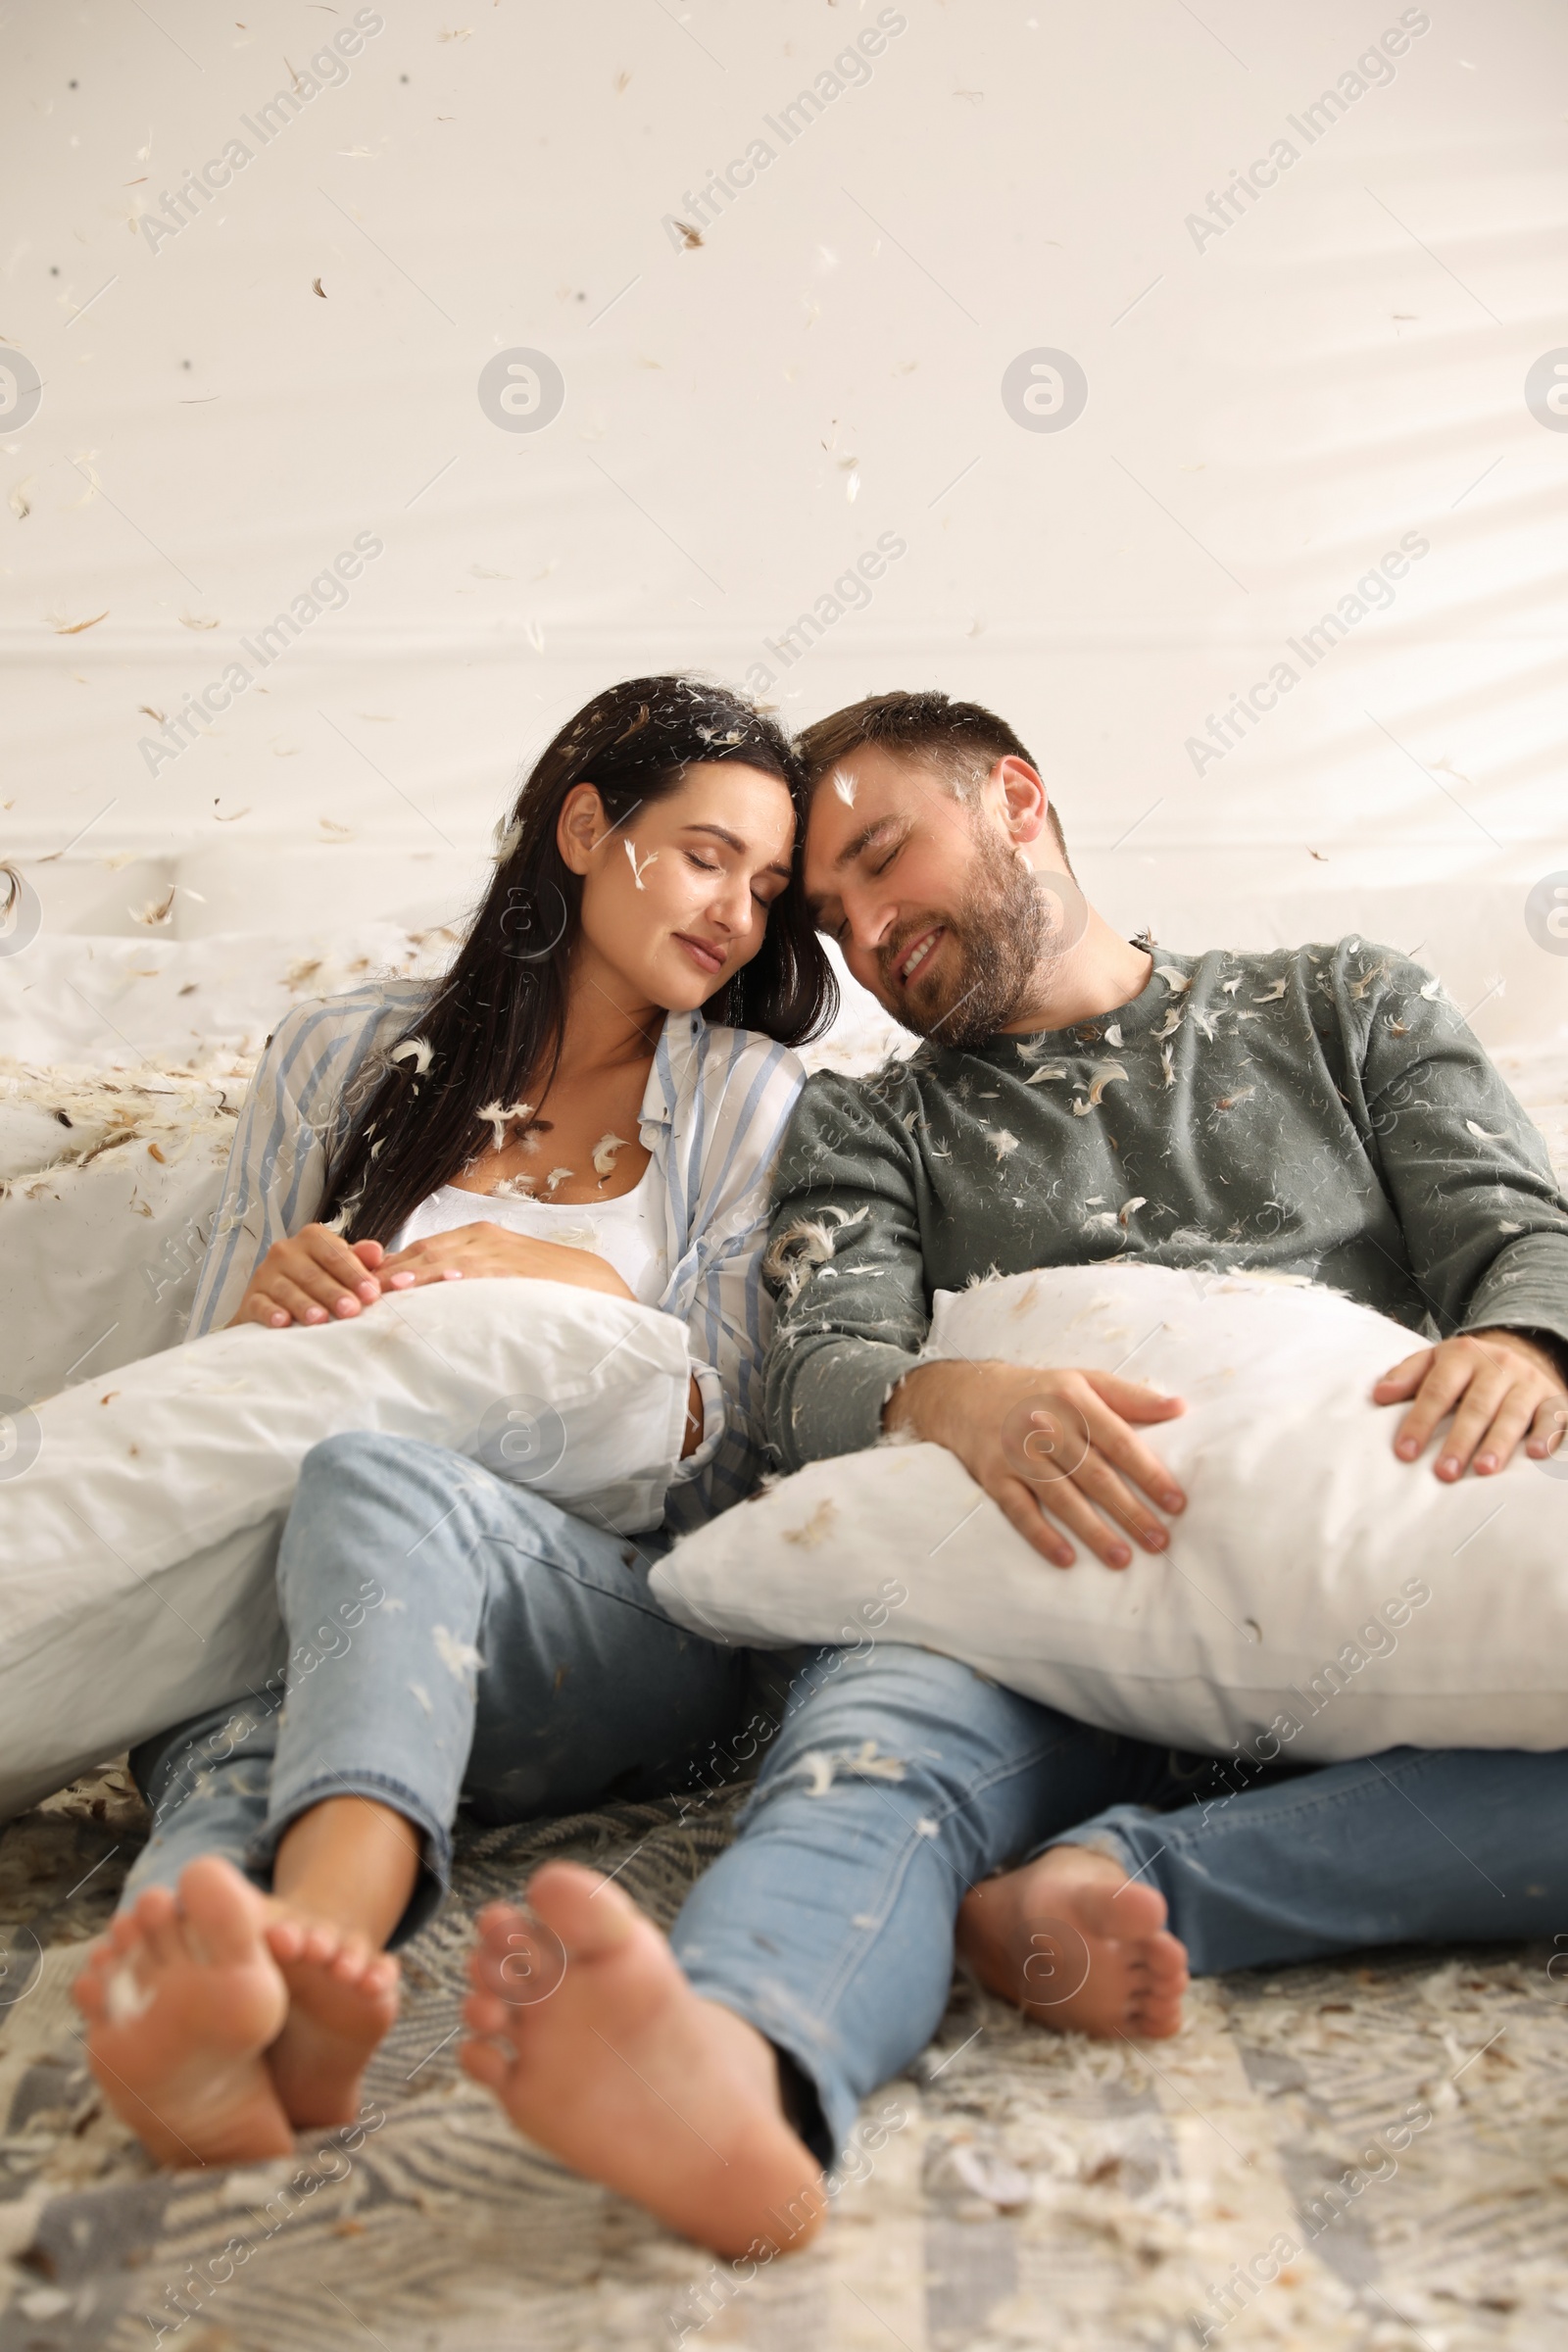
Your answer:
[557,783,608,876]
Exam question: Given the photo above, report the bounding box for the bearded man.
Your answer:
[457,691,1568,2263]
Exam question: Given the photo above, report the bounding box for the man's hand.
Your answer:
[374,1222,636,1300]
[886,1359,1186,1570]
[1373,1327,1568,1478]
[229,1224,387,1329]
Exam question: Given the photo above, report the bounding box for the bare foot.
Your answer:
[956,1844,1189,2038]
[459,1860,825,2260]
[262,1913,401,2131]
[72,1857,293,2167]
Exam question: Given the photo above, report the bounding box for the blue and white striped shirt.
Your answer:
[187,980,806,1530]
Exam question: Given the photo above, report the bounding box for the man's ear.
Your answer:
[557,783,608,875]
[992,756,1054,853]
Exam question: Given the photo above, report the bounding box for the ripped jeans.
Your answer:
[122,1430,757,1939]
[670,1642,1568,2164]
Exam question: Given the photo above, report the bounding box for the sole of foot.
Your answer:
[71,1856,295,2167]
[262,1914,401,2131]
[956,1845,1189,2039]
[458,1860,825,2261]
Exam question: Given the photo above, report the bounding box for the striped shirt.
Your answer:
[188,980,806,1530]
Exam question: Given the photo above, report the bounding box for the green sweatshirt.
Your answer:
[763,939,1568,1471]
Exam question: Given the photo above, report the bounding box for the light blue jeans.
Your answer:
[123,1431,759,1939]
[125,1435,1568,2170]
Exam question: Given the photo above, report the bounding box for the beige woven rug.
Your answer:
[0,1766,1565,2351]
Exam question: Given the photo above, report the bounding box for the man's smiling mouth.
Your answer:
[896,926,944,987]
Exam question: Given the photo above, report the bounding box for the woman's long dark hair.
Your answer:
[318,675,837,1244]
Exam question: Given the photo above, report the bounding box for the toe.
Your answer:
[177,1857,268,1968]
[458,2034,512,2091]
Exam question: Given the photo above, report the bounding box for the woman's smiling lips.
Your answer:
[674,931,726,976]
[896,925,945,988]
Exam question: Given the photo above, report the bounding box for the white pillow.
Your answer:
[652,1263,1568,1760]
[0,1279,690,1818]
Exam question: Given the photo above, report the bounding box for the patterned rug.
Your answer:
[1,1767,1565,2351]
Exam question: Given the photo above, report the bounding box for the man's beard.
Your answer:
[884,831,1065,1049]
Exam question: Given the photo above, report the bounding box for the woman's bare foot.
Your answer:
[262,1914,401,2130]
[459,1861,826,2260]
[956,1844,1189,2038]
[72,1857,293,2167]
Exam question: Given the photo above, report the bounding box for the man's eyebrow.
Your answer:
[683,821,792,880]
[834,814,903,870]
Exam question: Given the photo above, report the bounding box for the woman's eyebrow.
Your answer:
[684,821,792,879]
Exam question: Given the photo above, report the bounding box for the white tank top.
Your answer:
[388,1159,667,1305]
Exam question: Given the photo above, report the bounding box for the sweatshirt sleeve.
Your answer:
[1353,949,1568,1353]
[761,1069,932,1473]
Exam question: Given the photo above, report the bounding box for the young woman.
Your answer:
[72,676,835,2169]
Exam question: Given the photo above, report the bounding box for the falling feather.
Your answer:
[1160,1042,1176,1088]
[1085,1063,1128,1105]
[1252,979,1288,1003]
[1025,1063,1068,1086]
[493,815,522,862]
[492,1173,538,1200]
[831,766,858,807]
[1221,976,1242,995]
[1389,1017,1410,1037]
[1118,1196,1147,1226]
[1420,976,1443,1000]
[1190,1009,1217,1041]
[763,1203,870,1305]
[1217,1088,1256,1112]
[478,1099,535,1153]
[1103,1022,1123,1048]
[1153,1008,1184,1041]
[592,1131,629,1178]
[1155,966,1192,995]
[1465,1120,1505,1142]
[542,1166,574,1196]
[624,840,660,889]
[391,1036,433,1075]
[990,1128,1020,1159]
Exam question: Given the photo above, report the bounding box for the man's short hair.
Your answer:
[797,689,1070,866]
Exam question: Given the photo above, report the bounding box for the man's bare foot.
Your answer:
[459,1861,825,2260]
[956,1844,1189,2038]
[261,1913,401,2131]
[72,1857,293,2167]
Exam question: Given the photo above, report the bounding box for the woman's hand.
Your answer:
[229,1225,388,1329]
[374,1220,637,1300]
[1373,1327,1568,1478]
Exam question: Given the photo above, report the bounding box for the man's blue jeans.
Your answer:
[671,1642,1568,2162]
[123,1432,1568,2171]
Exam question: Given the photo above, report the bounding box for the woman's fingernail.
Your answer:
[443,1268,464,1281]
[390,1272,416,1288]
[1163,1491,1184,1511]
[270,1312,288,1327]
[305,1306,327,1324]
[1145,1527,1167,1550]
[358,1280,378,1300]
[1396,1438,1417,1458]
[1475,1452,1496,1474]
[334,1297,358,1316]
[1108,1545,1132,1568]
[1438,1455,1459,1477]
